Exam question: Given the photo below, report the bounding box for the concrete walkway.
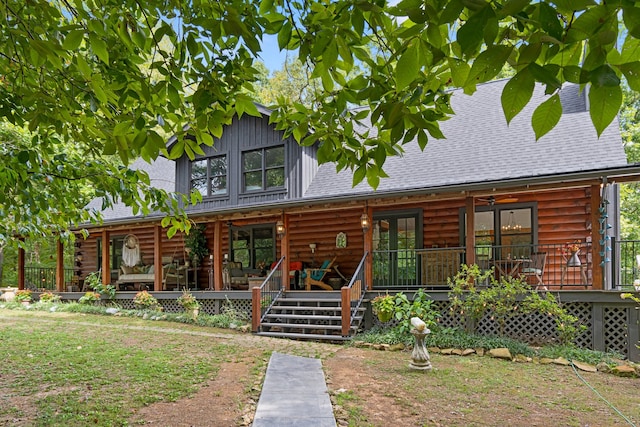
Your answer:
[252,352,337,427]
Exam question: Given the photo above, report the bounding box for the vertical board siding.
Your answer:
[177,114,308,214]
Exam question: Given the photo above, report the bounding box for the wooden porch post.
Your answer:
[281,214,290,290]
[251,286,261,332]
[341,286,351,336]
[56,239,64,292]
[101,230,110,286]
[465,196,476,266]
[17,237,25,290]
[153,225,162,291]
[591,184,603,289]
[214,220,223,290]
[364,205,373,290]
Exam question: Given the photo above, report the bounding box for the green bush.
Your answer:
[391,289,440,334]
[448,264,585,343]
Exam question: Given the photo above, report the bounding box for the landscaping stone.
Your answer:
[572,361,597,373]
[596,362,611,373]
[440,348,453,355]
[539,357,554,364]
[552,357,570,366]
[389,343,405,352]
[489,348,512,360]
[462,348,476,356]
[451,349,463,356]
[611,365,637,377]
[428,347,441,353]
[475,348,485,357]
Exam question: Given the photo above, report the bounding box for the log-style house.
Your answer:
[19,79,640,358]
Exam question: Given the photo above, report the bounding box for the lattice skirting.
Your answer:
[373,298,638,360]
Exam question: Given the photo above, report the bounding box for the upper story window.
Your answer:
[242,145,285,192]
[191,155,227,197]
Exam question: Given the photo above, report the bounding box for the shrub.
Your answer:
[14,289,32,302]
[133,291,161,311]
[449,264,585,343]
[38,291,61,303]
[85,271,116,299]
[78,291,101,305]
[391,289,440,334]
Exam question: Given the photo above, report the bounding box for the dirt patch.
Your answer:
[130,352,260,427]
[324,347,640,427]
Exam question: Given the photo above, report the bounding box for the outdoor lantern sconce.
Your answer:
[309,243,316,253]
[276,219,286,239]
[360,212,370,232]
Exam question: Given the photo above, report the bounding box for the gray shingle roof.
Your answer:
[304,79,627,198]
[85,157,175,222]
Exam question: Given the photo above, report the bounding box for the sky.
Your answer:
[258,34,291,73]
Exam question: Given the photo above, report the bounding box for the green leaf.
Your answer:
[531,93,562,140]
[497,0,531,18]
[620,35,640,64]
[396,42,420,90]
[88,33,109,64]
[501,68,535,124]
[465,45,512,86]
[448,58,470,88]
[62,30,84,51]
[589,84,622,137]
[537,3,563,41]
[618,62,640,91]
[623,7,640,39]
[439,0,463,24]
[277,20,292,50]
[590,65,620,88]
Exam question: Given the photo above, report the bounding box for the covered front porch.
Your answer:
[21,239,640,293]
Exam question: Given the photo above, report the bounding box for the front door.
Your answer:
[372,211,421,288]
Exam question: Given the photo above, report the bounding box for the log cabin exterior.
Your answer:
[65,79,640,293]
[18,79,640,357]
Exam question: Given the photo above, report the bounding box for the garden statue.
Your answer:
[409,317,432,371]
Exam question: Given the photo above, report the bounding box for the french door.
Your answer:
[372,211,421,288]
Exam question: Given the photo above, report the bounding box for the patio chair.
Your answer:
[304,257,337,291]
[521,252,547,290]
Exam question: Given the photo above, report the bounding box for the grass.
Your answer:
[1,302,638,426]
[0,309,245,426]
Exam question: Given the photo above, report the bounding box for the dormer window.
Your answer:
[242,145,285,192]
[191,155,227,197]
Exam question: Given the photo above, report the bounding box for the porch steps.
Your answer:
[255,291,365,342]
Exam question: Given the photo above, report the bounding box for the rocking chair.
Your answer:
[304,257,337,291]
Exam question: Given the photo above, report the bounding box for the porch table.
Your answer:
[491,258,531,280]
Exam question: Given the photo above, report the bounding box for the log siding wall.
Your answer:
[75,187,600,288]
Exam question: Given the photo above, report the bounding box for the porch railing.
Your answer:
[374,243,598,289]
[251,257,285,331]
[341,252,368,336]
[24,267,74,291]
[612,238,640,290]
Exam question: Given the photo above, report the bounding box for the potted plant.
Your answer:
[371,293,395,322]
[184,223,209,266]
[177,289,200,320]
[133,290,161,311]
[15,289,32,305]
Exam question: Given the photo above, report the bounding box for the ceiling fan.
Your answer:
[477,195,519,206]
